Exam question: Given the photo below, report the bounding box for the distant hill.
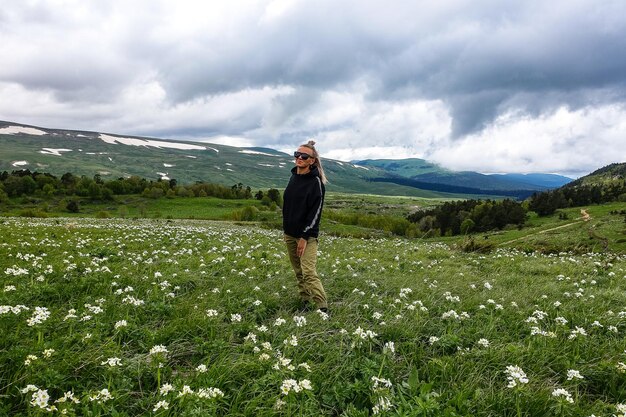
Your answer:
[488,173,572,189]
[564,162,626,188]
[351,158,447,177]
[0,120,589,200]
[354,158,572,197]
[0,121,467,198]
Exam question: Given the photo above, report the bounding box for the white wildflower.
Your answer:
[477,338,490,348]
[567,369,584,380]
[552,387,574,403]
[24,355,38,366]
[114,320,128,329]
[29,389,50,409]
[153,400,169,411]
[27,307,50,326]
[383,341,395,354]
[372,396,393,414]
[196,387,224,398]
[21,385,39,394]
[505,365,529,388]
[101,357,122,367]
[283,335,298,347]
[178,385,194,397]
[568,326,587,340]
[293,315,307,327]
[160,383,174,395]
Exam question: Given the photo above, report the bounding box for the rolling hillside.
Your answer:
[0,121,461,198]
[1,120,573,199]
[564,162,626,188]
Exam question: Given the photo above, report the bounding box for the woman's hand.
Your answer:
[297,238,308,257]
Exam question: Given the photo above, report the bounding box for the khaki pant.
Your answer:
[284,234,327,309]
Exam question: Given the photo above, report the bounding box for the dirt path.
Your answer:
[498,209,592,246]
[581,209,591,221]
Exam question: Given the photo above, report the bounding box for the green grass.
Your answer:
[0,195,279,221]
[121,196,272,220]
[325,192,455,217]
[1,216,625,416]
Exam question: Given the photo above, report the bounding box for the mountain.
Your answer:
[487,173,572,189]
[350,158,447,177]
[0,120,582,200]
[0,121,465,198]
[354,159,572,193]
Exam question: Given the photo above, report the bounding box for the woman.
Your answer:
[282,140,328,313]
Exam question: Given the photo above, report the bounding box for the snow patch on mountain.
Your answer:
[40,148,72,156]
[99,134,206,151]
[239,150,276,157]
[0,126,47,135]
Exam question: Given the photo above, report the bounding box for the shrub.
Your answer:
[118,206,129,218]
[66,200,80,213]
[230,206,258,221]
[459,236,494,253]
[460,218,475,235]
[18,208,49,218]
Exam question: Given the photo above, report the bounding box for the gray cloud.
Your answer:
[1,0,625,175]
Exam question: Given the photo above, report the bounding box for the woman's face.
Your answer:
[295,146,315,170]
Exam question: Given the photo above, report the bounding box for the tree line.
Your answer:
[0,170,282,207]
[528,180,626,216]
[407,199,527,236]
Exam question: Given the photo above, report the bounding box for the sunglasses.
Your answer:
[293,151,312,160]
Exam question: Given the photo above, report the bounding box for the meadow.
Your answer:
[1,215,626,416]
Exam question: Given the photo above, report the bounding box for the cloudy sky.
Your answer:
[1,0,625,177]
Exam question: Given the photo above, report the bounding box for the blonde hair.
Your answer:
[300,140,328,184]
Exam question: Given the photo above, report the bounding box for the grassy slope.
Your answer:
[437,202,626,254]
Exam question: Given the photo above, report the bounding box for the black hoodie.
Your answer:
[282,166,325,239]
